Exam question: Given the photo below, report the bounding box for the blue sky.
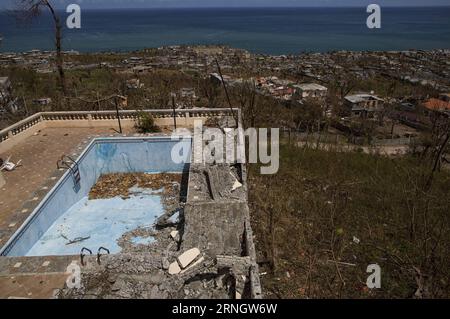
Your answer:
[1,0,448,9]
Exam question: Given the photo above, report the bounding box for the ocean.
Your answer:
[0,7,449,54]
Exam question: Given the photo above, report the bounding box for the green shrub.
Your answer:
[134,111,160,133]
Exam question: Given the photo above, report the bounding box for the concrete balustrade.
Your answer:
[0,108,238,153]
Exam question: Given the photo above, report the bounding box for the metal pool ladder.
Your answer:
[57,155,81,187]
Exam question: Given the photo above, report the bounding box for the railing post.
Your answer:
[8,130,13,139]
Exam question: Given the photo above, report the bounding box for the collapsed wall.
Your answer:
[182,162,262,299]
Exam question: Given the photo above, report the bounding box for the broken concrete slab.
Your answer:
[168,262,181,275]
[177,248,201,269]
[161,257,170,270]
[182,202,247,256]
[170,230,179,241]
[180,256,205,274]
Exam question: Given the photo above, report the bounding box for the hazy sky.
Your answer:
[1,0,449,9]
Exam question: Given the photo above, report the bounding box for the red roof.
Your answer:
[423,98,450,111]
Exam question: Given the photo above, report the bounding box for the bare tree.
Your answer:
[425,116,450,189]
[234,79,258,128]
[14,0,67,94]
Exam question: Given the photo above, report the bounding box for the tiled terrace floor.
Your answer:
[0,126,135,240]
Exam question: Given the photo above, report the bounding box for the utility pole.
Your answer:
[171,93,177,130]
[215,59,238,128]
[114,96,123,134]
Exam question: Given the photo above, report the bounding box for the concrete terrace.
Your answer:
[0,108,261,299]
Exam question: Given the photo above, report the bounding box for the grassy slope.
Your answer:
[249,145,450,299]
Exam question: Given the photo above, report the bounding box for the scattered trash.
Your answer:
[353,236,360,244]
[0,156,22,172]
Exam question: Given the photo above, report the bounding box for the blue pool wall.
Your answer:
[1,136,191,257]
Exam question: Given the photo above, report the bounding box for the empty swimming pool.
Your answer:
[0,137,191,257]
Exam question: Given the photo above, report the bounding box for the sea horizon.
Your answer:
[1,7,449,54]
[2,6,450,13]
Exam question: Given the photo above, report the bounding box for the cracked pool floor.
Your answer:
[26,193,164,256]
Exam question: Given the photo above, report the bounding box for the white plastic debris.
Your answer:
[353,236,360,244]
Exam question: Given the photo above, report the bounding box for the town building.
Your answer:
[126,78,144,90]
[33,98,52,106]
[344,93,384,117]
[422,97,450,117]
[292,83,328,100]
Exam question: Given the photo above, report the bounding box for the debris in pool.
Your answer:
[89,173,182,200]
[131,236,155,245]
[65,236,91,245]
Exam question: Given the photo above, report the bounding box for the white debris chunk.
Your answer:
[180,256,205,274]
[170,230,179,241]
[168,261,181,275]
[177,248,201,269]
[232,180,243,191]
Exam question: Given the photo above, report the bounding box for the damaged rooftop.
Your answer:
[0,109,261,299]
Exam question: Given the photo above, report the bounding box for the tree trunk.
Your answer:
[426,133,450,190]
[46,2,66,94]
